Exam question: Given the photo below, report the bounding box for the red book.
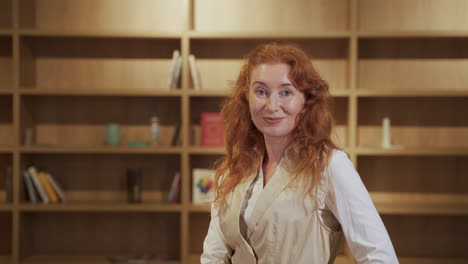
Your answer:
[201,112,225,147]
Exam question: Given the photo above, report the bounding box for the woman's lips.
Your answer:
[263,117,285,124]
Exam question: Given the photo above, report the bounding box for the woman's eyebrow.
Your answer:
[252,81,293,87]
[252,81,268,87]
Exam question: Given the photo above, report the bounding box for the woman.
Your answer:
[201,43,398,263]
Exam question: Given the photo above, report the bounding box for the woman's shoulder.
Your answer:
[321,148,354,181]
[327,148,351,166]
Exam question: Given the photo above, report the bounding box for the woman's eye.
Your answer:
[255,89,267,96]
[281,90,293,96]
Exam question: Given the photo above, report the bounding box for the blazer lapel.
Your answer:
[246,157,292,239]
[221,173,258,255]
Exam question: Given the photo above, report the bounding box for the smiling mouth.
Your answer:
[263,117,285,123]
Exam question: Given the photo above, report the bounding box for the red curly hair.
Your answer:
[214,42,342,213]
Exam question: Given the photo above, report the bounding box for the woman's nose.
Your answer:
[265,94,280,112]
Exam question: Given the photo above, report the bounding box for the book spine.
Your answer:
[170,120,181,146]
[168,50,180,89]
[168,172,181,203]
[45,173,67,203]
[38,172,59,203]
[189,54,200,90]
[28,167,50,204]
[23,171,37,203]
[172,56,183,89]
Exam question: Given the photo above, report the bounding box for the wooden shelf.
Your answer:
[356,89,468,97]
[19,202,182,212]
[187,90,230,97]
[19,88,183,97]
[0,256,12,264]
[19,145,183,154]
[188,31,351,39]
[0,147,13,153]
[358,30,468,38]
[0,90,13,95]
[20,255,179,264]
[0,203,13,211]
[187,90,350,97]
[19,29,181,39]
[372,192,468,215]
[188,194,468,215]
[398,257,468,264]
[356,147,468,156]
[188,204,211,213]
[188,147,225,155]
[0,29,12,35]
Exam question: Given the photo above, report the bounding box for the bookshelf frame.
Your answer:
[0,0,467,263]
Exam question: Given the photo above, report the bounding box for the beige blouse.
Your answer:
[201,149,398,263]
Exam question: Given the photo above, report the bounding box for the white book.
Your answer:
[189,54,201,90]
[171,56,183,89]
[28,166,49,204]
[45,172,67,203]
[23,171,38,203]
[168,50,180,89]
[192,168,215,205]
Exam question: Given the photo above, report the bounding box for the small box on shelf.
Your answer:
[192,168,215,205]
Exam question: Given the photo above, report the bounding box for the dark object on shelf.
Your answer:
[127,168,142,203]
[6,165,12,203]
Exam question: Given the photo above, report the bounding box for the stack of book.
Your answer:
[23,166,66,204]
[167,50,201,90]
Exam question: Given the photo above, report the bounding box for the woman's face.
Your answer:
[248,63,305,141]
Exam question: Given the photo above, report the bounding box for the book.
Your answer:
[188,54,201,90]
[172,55,183,89]
[168,50,181,89]
[201,112,225,147]
[170,120,181,146]
[45,172,67,203]
[38,171,59,203]
[23,170,38,203]
[27,166,49,204]
[167,172,180,204]
[192,168,215,205]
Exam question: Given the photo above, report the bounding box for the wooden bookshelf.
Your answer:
[19,29,181,39]
[21,255,180,264]
[19,145,183,154]
[371,192,468,215]
[18,88,184,97]
[19,202,182,213]
[188,31,352,39]
[0,0,467,263]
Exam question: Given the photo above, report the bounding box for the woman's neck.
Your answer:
[263,135,291,169]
